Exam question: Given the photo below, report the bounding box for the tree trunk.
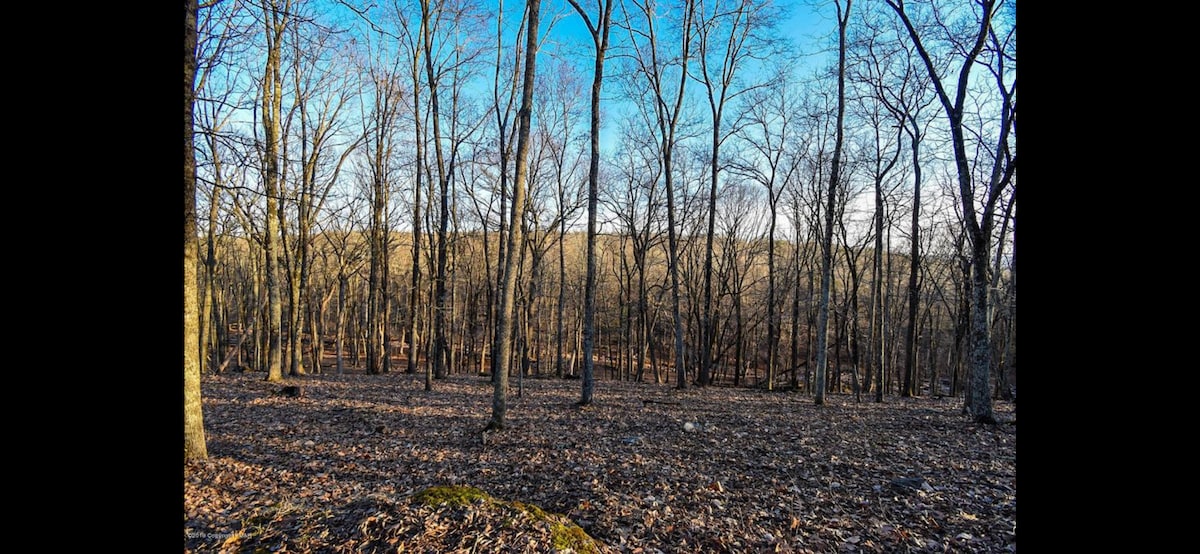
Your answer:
[765,196,778,391]
[420,0,452,383]
[902,117,922,397]
[200,154,220,373]
[308,292,321,374]
[815,0,850,405]
[184,0,207,461]
[567,0,612,406]
[287,251,307,376]
[409,37,424,382]
[556,210,567,379]
[871,190,884,403]
[489,0,541,431]
[788,223,801,391]
[336,273,347,374]
[886,0,1003,424]
[699,125,719,388]
[260,0,290,383]
[367,167,386,376]
[365,64,399,376]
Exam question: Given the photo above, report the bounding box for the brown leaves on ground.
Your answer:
[185,372,1015,553]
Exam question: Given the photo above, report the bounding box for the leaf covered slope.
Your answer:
[185,372,1016,553]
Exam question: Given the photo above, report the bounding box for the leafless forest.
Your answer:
[184,0,1016,550]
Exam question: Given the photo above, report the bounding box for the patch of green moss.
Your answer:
[412,485,493,507]
[512,500,601,554]
[413,486,605,553]
[511,500,550,521]
[549,521,601,554]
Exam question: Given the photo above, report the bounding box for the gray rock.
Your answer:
[890,477,934,493]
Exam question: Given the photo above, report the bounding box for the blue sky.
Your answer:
[484,0,835,71]
[524,0,837,154]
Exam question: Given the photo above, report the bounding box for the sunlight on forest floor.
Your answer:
[186,371,1015,553]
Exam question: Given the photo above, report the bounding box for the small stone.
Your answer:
[890,477,930,493]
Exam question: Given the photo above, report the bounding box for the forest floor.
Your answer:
[184,369,1016,553]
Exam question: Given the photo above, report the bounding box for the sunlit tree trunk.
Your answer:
[789,229,801,391]
[420,0,452,382]
[489,0,541,431]
[814,0,850,405]
[556,201,567,379]
[200,138,223,375]
[410,45,425,383]
[489,0,526,384]
[259,0,292,383]
[184,0,208,461]
[567,0,613,405]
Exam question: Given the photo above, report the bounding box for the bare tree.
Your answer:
[520,58,587,381]
[256,0,296,382]
[620,0,698,389]
[813,0,851,405]
[514,107,584,388]
[983,14,1016,401]
[789,83,840,393]
[689,0,781,386]
[416,0,492,383]
[314,198,370,375]
[389,0,429,383]
[605,126,667,384]
[185,0,208,461]
[860,6,932,399]
[486,0,531,384]
[730,67,803,391]
[846,4,932,400]
[194,0,251,376]
[566,0,613,405]
[280,13,362,377]
[356,33,406,376]
[489,0,542,431]
[420,0,450,381]
[884,0,1014,423]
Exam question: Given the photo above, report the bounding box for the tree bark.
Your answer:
[410,82,424,383]
[815,0,850,405]
[489,0,541,431]
[567,0,612,406]
[902,116,922,397]
[886,0,1006,423]
[630,0,695,390]
[184,0,208,461]
[260,0,290,383]
[337,273,348,374]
